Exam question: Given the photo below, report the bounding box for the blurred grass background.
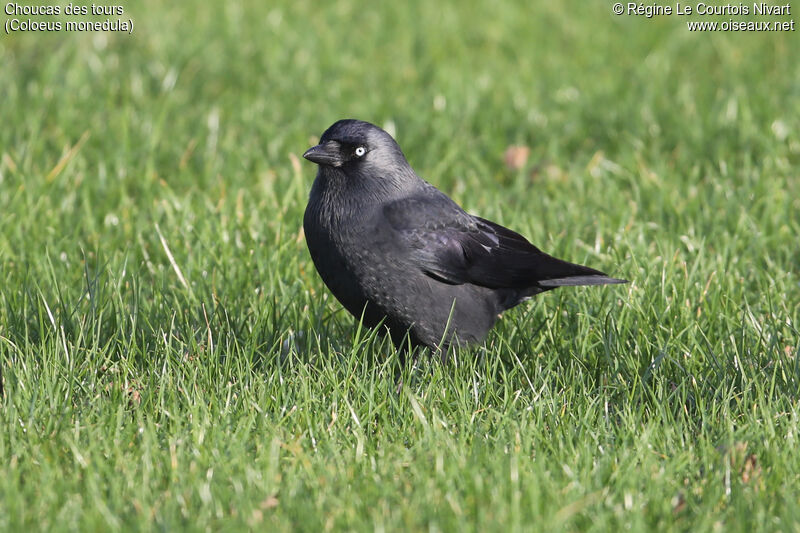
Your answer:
[1,0,799,530]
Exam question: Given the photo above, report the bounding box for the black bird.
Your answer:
[303,119,626,351]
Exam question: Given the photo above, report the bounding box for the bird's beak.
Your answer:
[303,141,343,167]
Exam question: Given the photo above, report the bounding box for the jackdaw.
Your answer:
[303,119,626,351]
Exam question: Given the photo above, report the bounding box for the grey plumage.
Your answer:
[302,119,626,351]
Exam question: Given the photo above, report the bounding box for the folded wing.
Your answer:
[383,191,626,289]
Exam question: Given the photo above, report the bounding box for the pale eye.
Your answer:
[354,146,366,157]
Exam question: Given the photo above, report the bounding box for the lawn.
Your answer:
[1,1,799,530]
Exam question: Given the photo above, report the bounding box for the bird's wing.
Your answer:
[383,192,619,289]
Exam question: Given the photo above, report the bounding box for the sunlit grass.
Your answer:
[1,0,799,530]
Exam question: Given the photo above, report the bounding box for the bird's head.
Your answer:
[303,119,411,176]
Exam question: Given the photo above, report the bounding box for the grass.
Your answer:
[1,0,799,530]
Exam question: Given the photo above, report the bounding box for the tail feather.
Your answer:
[538,275,628,288]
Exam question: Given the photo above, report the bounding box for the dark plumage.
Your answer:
[302,119,626,351]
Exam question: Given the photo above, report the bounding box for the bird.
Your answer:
[302,119,627,352]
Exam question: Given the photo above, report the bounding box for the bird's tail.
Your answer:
[529,249,628,288]
[538,274,628,287]
[498,260,627,310]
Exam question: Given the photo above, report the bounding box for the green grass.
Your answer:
[1,0,799,530]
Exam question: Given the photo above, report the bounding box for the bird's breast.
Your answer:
[303,194,389,319]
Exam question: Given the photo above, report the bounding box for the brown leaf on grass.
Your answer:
[126,385,142,406]
[671,492,686,515]
[260,495,279,509]
[503,145,530,171]
[721,442,762,490]
[741,454,761,486]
